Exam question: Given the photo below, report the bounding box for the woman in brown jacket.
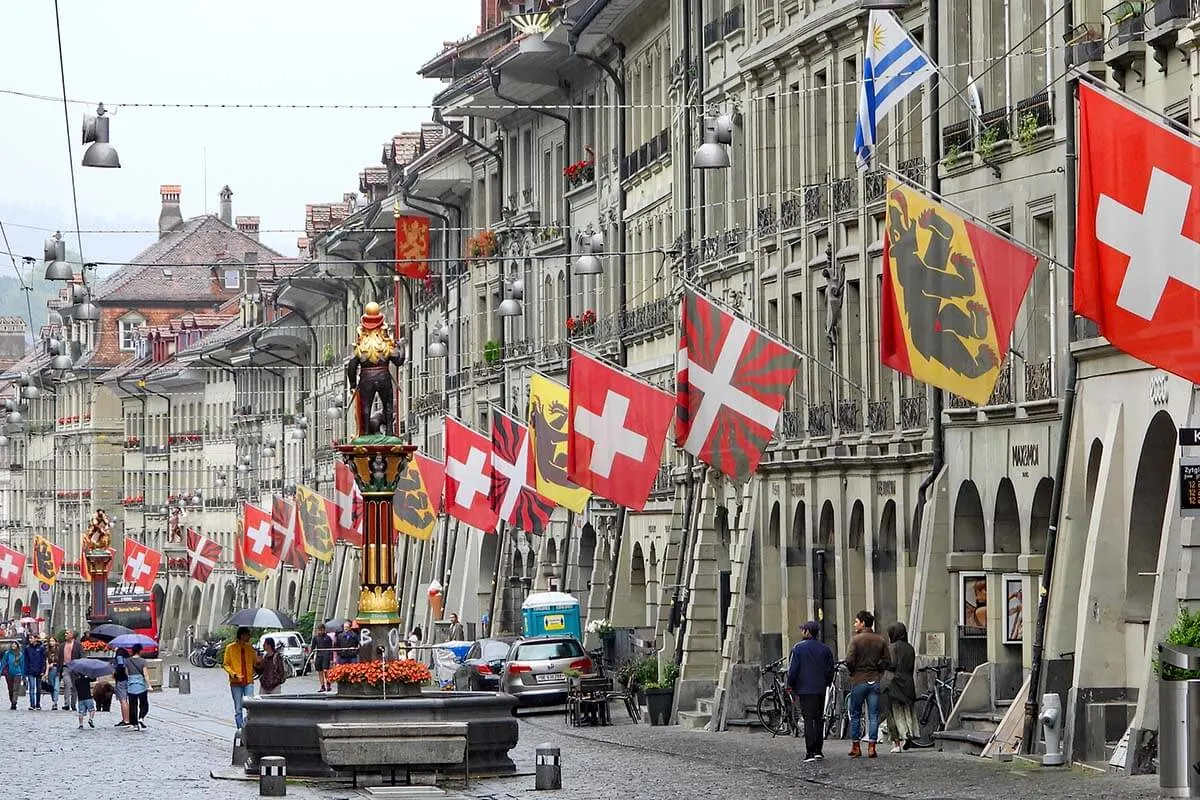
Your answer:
[258,638,287,696]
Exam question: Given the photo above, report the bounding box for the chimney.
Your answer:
[235,215,260,242]
[158,185,183,238]
[219,185,233,225]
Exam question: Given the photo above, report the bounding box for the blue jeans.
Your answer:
[230,684,254,729]
[45,666,60,705]
[848,681,882,742]
[25,675,40,708]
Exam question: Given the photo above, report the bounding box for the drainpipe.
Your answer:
[431,107,504,188]
[1023,0,1077,755]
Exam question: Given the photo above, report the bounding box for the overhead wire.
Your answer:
[51,0,86,272]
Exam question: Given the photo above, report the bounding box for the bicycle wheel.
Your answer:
[201,652,217,669]
[823,688,841,738]
[909,694,939,748]
[757,690,790,736]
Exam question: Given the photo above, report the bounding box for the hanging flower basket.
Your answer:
[467,230,499,261]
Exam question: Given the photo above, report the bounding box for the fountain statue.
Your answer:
[83,509,115,624]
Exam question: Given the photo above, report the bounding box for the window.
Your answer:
[1026,213,1054,366]
[119,313,145,352]
[223,268,240,289]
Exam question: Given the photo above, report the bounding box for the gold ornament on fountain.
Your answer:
[84,509,112,551]
[358,586,399,615]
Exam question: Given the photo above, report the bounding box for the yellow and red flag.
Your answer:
[393,453,445,542]
[881,180,1037,405]
[395,208,431,280]
[31,535,63,586]
[295,485,336,563]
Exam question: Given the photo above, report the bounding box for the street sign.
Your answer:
[1180,457,1200,518]
[1180,428,1200,447]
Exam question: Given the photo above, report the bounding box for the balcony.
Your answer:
[867,400,892,432]
[989,361,1014,405]
[620,296,675,342]
[649,462,675,497]
[837,400,862,433]
[1015,91,1055,146]
[779,409,803,440]
[808,402,832,438]
[899,394,927,430]
[621,128,670,181]
[698,226,747,265]
[537,340,570,367]
[723,4,745,36]
[978,107,1012,157]
[780,197,802,230]
[1146,0,1189,70]
[864,170,888,204]
[1104,2,1146,87]
[832,177,857,213]
[941,121,974,160]
[703,19,722,47]
[415,390,446,416]
[757,203,777,238]
[1066,23,1105,69]
[803,182,828,221]
[1024,358,1054,402]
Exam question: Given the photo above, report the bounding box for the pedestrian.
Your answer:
[334,621,359,665]
[44,635,62,711]
[72,671,95,730]
[1,641,22,710]
[259,638,286,696]
[446,612,465,642]
[844,609,892,758]
[786,620,836,762]
[61,630,82,711]
[311,624,333,693]
[883,621,918,753]
[406,625,423,660]
[22,635,46,710]
[124,644,150,732]
[112,647,131,727]
[223,626,261,730]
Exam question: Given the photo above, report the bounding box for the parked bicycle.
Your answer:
[188,638,222,669]
[823,661,850,739]
[755,657,798,737]
[909,663,963,748]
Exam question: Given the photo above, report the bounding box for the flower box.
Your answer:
[335,680,424,698]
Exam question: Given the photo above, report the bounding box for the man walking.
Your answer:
[223,627,261,730]
[22,635,46,710]
[61,630,82,711]
[786,620,836,762]
[844,610,892,758]
[446,612,465,642]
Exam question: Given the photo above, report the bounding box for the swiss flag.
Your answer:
[490,408,555,534]
[0,543,25,588]
[568,348,675,511]
[271,497,308,569]
[444,416,499,532]
[1076,83,1200,383]
[242,503,280,571]
[186,528,222,583]
[334,461,364,546]
[122,538,162,592]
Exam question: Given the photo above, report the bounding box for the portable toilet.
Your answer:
[521,591,582,641]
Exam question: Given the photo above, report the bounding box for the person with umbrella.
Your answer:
[1,641,22,710]
[223,627,261,730]
[22,635,46,710]
[311,623,334,693]
[65,657,113,730]
[61,630,82,712]
[124,643,150,731]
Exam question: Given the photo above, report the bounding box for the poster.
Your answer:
[1004,575,1023,644]
[960,572,987,631]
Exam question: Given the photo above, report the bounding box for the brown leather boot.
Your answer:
[849,742,862,758]
[868,742,878,758]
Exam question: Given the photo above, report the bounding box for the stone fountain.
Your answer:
[240,302,518,778]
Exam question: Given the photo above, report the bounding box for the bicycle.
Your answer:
[755,657,799,737]
[909,664,963,748]
[823,661,850,739]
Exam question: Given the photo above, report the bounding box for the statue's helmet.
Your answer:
[361,302,385,331]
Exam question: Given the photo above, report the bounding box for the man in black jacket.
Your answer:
[786,620,836,762]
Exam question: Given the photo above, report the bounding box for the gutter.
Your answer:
[565,0,613,47]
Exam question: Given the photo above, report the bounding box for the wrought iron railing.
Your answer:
[1016,91,1055,130]
[947,393,974,410]
[649,462,675,496]
[803,182,828,220]
[988,361,1013,405]
[837,400,862,433]
[723,4,744,35]
[780,197,802,229]
[867,400,892,432]
[899,394,927,430]
[779,409,803,440]
[757,203,777,237]
[832,177,857,212]
[865,170,888,203]
[699,226,747,264]
[808,402,832,438]
[1024,358,1054,401]
[899,156,928,185]
[538,339,570,366]
[703,19,722,46]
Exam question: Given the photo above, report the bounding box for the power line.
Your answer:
[0,220,36,334]
[51,0,86,272]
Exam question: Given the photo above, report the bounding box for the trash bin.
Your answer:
[1158,642,1200,798]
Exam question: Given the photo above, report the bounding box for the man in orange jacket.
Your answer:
[223,627,262,730]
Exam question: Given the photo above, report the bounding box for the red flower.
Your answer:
[327,658,431,686]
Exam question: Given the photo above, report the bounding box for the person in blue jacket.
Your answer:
[22,635,46,710]
[0,642,22,710]
[786,620,836,762]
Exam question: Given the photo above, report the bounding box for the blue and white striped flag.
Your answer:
[853,11,937,169]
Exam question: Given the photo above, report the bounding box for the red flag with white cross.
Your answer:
[1076,82,1200,382]
[334,461,364,546]
[568,348,675,511]
[0,543,25,588]
[186,528,222,584]
[122,538,162,592]
[675,287,800,480]
[271,497,308,569]
[444,416,499,532]
[241,502,279,572]
[490,408,555,534]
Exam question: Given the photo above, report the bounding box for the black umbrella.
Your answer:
[89,624,134,641]
[225,608,296,630]
[67,658,115,679]
[324,618,349,631]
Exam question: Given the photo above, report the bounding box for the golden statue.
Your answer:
[84,509,112,551]
[345,302,405,437]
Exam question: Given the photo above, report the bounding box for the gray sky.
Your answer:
[0,0,479,267]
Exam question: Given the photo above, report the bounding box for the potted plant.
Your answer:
[327,658,432,698]
[468,230,499,261]
[483,339,502,364]
[563,153,596,188]
[1154,606,1200,681]
[641,661,680,726]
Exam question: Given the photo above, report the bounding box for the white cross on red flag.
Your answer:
[676,287,800,481]
[122,538,162,592]
[0,543,26,588]
[567,348,675,511]
[444,416,499,532]
[271,497,308,569]
[185,528,222,584]
[242,502,279,572]
[334,461,364,546]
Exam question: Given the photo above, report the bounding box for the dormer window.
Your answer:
[223,268,240,289]
[119,312,146,352]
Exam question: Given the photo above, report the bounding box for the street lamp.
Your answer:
[81,103,121,169]
[326,392,344,421]
[574,229,605,276]
[43,232,73,281]
[428,324,450,358]
[499,278,524,317]
[693,112,734,170]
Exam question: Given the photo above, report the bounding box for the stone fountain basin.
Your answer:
[241,690,518,777]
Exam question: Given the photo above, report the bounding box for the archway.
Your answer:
[953,481,986,552]
[220,583,236,623]
[785,501,807,639]
[994,478,1021,554]
[166,586,184,641]
[761,501,783,658]
[1029,478,1053,554]
[873,500,899,627]
[185,587,202,640]
[630,542,646,588]
[816,500,838,650]
[576,523,597,610]
[847,500,868,622]
[152,584,166,622]
[28,592,38,618]
[546,538,558,577]
[1127,411,1176,622]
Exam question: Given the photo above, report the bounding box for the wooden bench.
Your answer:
[316,722,469,789]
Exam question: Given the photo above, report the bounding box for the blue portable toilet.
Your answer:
[521,591,582,641]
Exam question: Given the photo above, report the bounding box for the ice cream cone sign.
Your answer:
[428,579,444,620]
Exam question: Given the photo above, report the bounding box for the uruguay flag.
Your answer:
[854,10,937,169]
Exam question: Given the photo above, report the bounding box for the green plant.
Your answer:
[1017,112,1040,148]
[944,144,961,165]
[978,125,1000,159]
[322,342,336,366]
[296,611,317,638]
[1154,606,1200,681]
[563,667,582,679]
[483,339,502,363]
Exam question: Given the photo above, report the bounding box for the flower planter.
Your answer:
[644,687,675,726]
[335,680,423,698]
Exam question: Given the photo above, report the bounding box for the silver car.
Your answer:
[499,637,593,706]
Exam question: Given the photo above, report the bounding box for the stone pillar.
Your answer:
[85,548,115,624]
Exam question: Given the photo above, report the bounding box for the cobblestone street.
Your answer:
[1,664,1164,800]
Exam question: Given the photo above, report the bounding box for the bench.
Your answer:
[316,722,469,789]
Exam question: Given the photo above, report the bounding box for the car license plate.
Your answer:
[535,673,562,684]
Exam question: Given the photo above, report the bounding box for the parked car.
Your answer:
[256,631,309,675]
[453,637,517,691]
[500,636,593,706]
